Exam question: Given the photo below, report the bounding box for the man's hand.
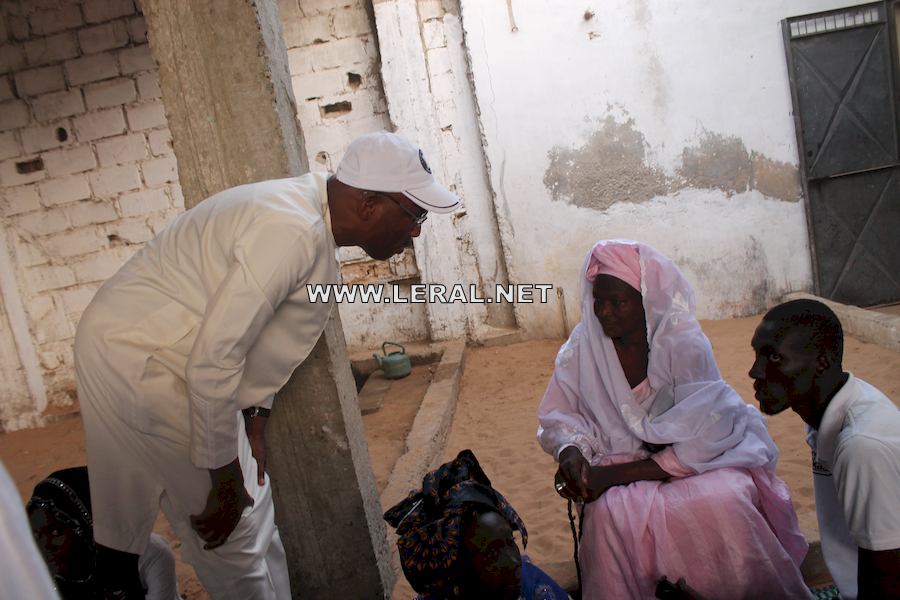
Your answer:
[190,457,253,550]
[244,413,268,486]
[556,446,591,501]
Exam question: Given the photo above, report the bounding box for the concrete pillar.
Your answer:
[141,1,392,596]
[372,0,471,340]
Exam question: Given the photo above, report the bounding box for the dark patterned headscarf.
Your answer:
[27,466,94,537]
[384,449,528,598]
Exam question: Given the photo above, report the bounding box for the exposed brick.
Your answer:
[141,155,177,186]
[119,44,156,75]
[30,5,85,36]
[38,341,76,371]
[0,131,20,160]
[306,37,369,71]
[295,14,333,47]
[96,132,147,166]
[105,217,153,244]
[147,128,171,156]
[79,20,130,54]
[168,183,184,209]
[118,187,168,217]
[426,46,452,75]
[24,33,80,67]
[127,16,147,44]
[1,185,41,217]
[0,156,46,186]
[15,207,70,237]
[0,76,13,102]
[418,0,445,21]
[135,71,160,100]
[25,265,75,296]
[39,174,92,206]
[147,208,178,234]
[65,53,118,86]
[28,293,73,343]
[83,0,137,24]
[46,227,108,258]
[0,100,30,131]
[287,47,315,75]
[42,145,97,177]
[126,101,166,130]
[422,20,446,50]
[7,15,29,42]
[333,7,371,39]
[14,65,66,97]
[66,199,118,227]
[73,248,132,283]
[89,163,141,196]
[0,44,27,74]
[32,89,85,122]
[9,229,50,267]
[22,121,75,154]
[84,77,137,110]
[60,284,99,315]
[73,107,127,141]
[290,0,342,15]
[291,69,346,101]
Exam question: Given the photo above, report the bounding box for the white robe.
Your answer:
[74,172,338,598]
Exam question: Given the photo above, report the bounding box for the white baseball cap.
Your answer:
[335,131,462,214]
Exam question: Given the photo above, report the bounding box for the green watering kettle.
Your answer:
[373,342,411,379]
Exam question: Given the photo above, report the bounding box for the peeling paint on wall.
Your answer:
[545,117,802,209]
[751,152,802,202]
[543,117,670,209]
[678,131,752,195]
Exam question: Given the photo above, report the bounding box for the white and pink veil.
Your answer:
[537,239,779,473]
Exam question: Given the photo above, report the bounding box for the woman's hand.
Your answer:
[556,446,591,501]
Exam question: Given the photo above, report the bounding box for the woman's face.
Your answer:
[29,505,93,579]
[592,274,646,340]
[460,511,522,600]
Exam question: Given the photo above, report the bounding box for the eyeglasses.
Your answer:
[377,193,428,226]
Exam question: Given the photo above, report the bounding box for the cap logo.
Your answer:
[419,149,432,174]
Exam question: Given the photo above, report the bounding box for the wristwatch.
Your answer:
[242,406,271,418]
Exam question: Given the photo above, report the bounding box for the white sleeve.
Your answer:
[834,434,900,551]
[186,224,313,469]
[138,534,180,600]
[0,462,59,600]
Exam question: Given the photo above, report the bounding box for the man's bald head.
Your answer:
[761,299,844,367]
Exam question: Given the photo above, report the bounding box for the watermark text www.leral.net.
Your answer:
[307,283,553,304]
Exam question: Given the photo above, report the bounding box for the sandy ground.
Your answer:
[2,315,898,598]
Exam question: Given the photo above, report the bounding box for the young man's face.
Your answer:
[749,318,822,424]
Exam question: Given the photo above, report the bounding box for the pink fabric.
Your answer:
[579,463,812,600]
[585,243,641,292]
[538,240,810,599]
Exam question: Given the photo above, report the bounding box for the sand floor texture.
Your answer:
[1,315,898,599]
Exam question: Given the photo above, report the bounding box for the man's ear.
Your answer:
[357,191,378,221]
[816,353,832,374]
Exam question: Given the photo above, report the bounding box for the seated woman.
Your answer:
[27,466,180,600]
[384,449,570,600]
[538,240,811,600]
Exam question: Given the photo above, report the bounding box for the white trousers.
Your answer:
[81,398,291,600]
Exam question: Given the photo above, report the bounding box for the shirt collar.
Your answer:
[814,373,858,468]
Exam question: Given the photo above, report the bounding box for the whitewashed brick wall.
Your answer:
[0,0,432,429]
[279,0,428,349]
[0,0,181,425]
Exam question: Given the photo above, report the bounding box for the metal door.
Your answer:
[783,2,900,306]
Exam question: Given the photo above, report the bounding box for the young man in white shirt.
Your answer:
[750,298,900,600]
[74,132,461,599]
